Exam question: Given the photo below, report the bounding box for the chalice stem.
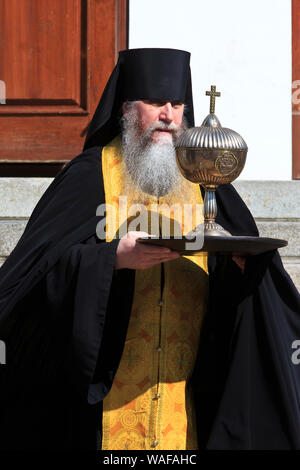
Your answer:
[203,186,232,237]
[204,188,217,222]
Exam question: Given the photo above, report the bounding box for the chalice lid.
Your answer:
[177,85,248,150]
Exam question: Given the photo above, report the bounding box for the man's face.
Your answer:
[123,100,184,144]
[121,99,186,198]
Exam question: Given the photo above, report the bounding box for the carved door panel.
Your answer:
[0,0,127,173]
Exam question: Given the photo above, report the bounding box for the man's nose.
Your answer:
[159,102,174,123]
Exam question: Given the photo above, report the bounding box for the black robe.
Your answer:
[0,145,299,450]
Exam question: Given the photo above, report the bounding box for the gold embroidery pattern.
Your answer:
[101,137,208,450]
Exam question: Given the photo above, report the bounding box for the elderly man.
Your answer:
[0,48,300,451]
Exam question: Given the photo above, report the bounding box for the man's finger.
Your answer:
[232,255,246,272]
[125,231,150,239]
[140,246,172,254]
[146,253,179,262]
[136,242,172,253]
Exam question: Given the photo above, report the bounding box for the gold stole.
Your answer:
[101,136,209,450]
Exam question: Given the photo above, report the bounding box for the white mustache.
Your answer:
[148,121,180,132]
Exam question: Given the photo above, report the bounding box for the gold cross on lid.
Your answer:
[206,85,221,114]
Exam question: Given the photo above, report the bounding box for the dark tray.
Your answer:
[137,235,288,256]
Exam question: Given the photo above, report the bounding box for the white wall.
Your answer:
[129,0,292,180]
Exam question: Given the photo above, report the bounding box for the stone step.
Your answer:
[256,221,300,257]
[1,179,300,219]
[0,220,300,291]
[0,219,298,256]
[0,220,27,257]
[233,181,300,219]
[0,178,52,218]
[0,178,299,292]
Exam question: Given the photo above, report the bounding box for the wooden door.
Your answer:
[0,0,128,175]
[293,0,300,179]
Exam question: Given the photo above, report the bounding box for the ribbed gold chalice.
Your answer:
[173,85,287,254]
[176,86,247,237]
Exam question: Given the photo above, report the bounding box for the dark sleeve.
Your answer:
[0,235,135,449]
[202,250,300,450]
[2,236,127,385]
[195,183,300,449]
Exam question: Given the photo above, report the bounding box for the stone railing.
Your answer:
[0,178,299,291]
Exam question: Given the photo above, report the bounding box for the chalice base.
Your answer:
[203,220,232,237]
[187,220,232,238]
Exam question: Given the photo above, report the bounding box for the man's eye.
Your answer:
[144,100,162,107]
[172,102,183,109]
[144,100,183,108]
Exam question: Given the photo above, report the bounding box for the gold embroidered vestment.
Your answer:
[101,137,208,450]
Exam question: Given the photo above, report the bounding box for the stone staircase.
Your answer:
[233,181,300,291]
[0,178,299,291]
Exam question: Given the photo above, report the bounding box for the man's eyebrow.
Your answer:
[143,99,164,104]
[143,99,184,105]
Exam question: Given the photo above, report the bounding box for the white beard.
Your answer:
[121,104,187,200]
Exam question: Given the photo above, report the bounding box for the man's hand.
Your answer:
[232,255,246,273]
[115,231,180,270]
